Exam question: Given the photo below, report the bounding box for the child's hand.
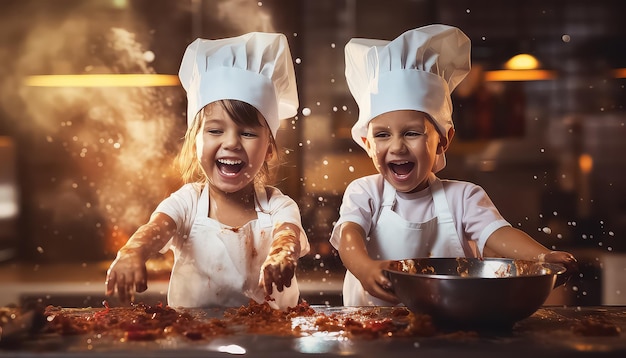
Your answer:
[104,215,173,303]
[541,250,578,287]
[105,248,148,303]
[336,222,399,304]
[353,260,400,304]
[259,226,300,296]
[541,250,578,273]
[260,247,297,295]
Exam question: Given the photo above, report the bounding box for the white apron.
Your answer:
[343,174,470,306]
[167,184,299,310]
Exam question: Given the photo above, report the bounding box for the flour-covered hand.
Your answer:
[259,227,299,296]
[105,247,148,303]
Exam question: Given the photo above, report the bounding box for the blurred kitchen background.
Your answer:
[0,0,625,307]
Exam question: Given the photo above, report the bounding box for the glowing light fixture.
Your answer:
[484,53,557,82]
[504,53,540,70]
[579,153,593,174]
[612,68,626,78]
[24,74,180,87]
[112,0,128,8]
[484,69,557,82]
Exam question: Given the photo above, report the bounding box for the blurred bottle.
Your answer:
[0,136,19,262]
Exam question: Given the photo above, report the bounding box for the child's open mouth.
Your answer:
[216,158,246,176]
[388,161,415,177]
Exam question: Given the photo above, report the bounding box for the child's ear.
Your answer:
[437,127,455,154]
[265,143,274,161]
[364,137,375,158]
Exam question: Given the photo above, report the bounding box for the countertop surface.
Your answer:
[2,257,626,357]
[0,260,345,307]
[1,305,625,357]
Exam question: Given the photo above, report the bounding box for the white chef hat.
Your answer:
[178,32,298,138]
[345,24,471,172]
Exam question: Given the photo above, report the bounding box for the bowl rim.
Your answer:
[383,257,567,280]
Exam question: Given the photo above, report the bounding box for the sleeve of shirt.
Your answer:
[458,182,511,255]
[151,183,200,253]
[329,176,381,250]
[266,187,311,257]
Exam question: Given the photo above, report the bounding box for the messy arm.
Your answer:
[337,221,399,304]
[484,226,577,272]
[259,222,302,296]
[105,213,176,303]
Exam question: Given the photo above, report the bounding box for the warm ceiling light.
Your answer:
[112,0,128,8]
[579,153,593,174]
[612,68,626,78]
[484,69,557,82]
[24,74,180,87]
[504,54,540,70]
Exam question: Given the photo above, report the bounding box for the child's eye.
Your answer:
[405,131,424,137]
[373,132,390,138]
[207,129,223,135]
[241,131,259,138]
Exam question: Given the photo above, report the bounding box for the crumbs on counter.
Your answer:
[42,300,453,342]
[572,317,622,337]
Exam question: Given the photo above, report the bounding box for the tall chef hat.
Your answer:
[179,32,298,138]
[345,24,471,172]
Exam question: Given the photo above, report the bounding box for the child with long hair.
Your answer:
[105,32,309,310]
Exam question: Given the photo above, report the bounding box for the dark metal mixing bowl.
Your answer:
[383,258,566,329]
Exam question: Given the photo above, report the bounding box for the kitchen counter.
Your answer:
[1,305,625,358]
[2,256,626,357]
[0,261,345,307]
[2,249,625,308]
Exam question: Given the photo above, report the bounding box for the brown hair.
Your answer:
[176,100,280,186]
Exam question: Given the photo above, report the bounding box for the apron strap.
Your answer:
[382,180,396,208]
[429,174,454,224]
[254,184,272,228]
[429,174,467,256]
[197,184,210,218]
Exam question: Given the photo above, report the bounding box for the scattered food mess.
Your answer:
[572,316,622,337]
[41,300,457,342]
[5,300,619,345]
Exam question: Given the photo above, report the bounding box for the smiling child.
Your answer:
[330,24,577,306]
[105,32,310,310]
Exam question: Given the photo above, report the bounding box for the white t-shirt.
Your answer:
[154,183,310,256]
[330,174,510,256]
